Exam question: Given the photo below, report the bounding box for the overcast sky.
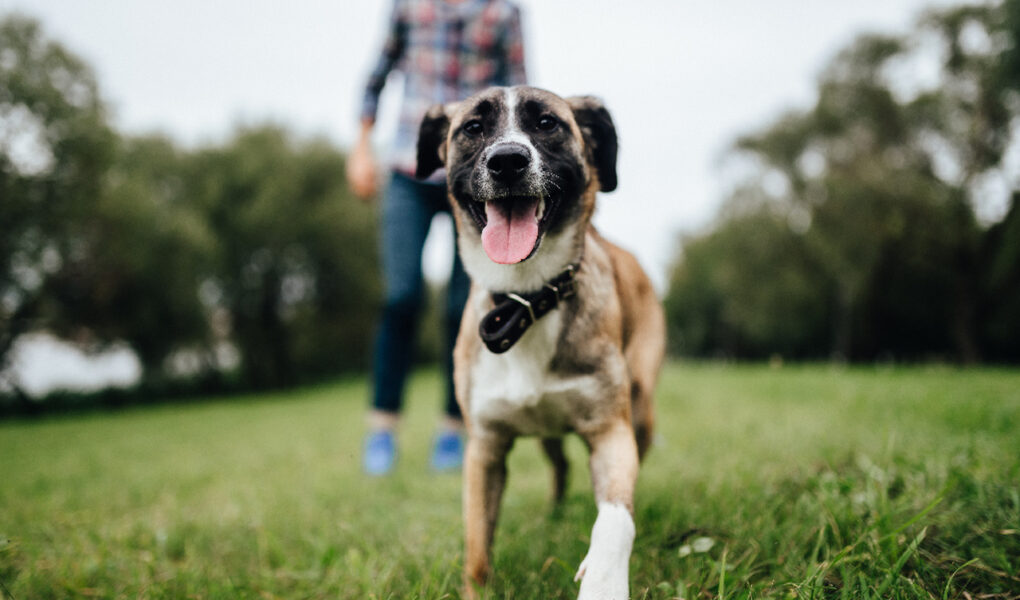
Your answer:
[1,0,968,292]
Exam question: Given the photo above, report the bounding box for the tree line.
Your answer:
[3,2,1020,414]
[665,0,1020,363]
[1,15,382,410]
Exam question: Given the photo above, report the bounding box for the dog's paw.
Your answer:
[573,555,589,582]
[574,553,629,600]
[574,502,634,599]
[575,564,629,600]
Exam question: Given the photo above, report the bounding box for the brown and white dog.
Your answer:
[416,86,665,599]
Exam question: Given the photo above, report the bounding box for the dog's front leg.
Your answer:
[463,432,512,597]
[575,419,639,600]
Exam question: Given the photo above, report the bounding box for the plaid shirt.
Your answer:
[361,0,527,176]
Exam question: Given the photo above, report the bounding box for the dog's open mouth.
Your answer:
[467,195,559,264]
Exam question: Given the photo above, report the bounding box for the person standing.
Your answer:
[348,0,527,475]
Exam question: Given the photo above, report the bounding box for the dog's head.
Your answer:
[416,86,617,290]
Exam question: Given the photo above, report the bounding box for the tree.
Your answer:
[665,1,1020,362]
[3,15,383,401]
[186,126,380,389]
[981,192,1020,360]
[665,189,832,360]
[0,14,116,388]
[41,135,219,382]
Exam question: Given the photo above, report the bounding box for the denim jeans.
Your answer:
[372,171,470,418]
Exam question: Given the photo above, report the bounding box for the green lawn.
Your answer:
[1,363,1018,599]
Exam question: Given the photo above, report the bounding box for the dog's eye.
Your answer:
[537,116,559,132]
[462,120,484,137]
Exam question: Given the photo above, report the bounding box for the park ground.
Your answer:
[0,363,1018,599]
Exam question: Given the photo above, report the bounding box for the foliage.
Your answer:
[185,127,380,389]
[981,193,1020,361]
[1,14,381,398]
[47,135,217,379]
[0,14,116,373]
[666,0,1020,362]
[664,200,831,359]
[0,364,1017,598]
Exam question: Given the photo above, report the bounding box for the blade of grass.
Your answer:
[826,492,943,575]
[858,573,872,600]
[718,546,727,599]
[941,558,979,600]
[875,526,927,597]
[879,494,942,542]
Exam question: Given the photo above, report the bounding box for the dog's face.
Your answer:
[416,86,617,289]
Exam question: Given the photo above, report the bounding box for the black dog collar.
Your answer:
[479,264,579,354]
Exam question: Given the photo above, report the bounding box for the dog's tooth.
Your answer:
[536,198,545,219]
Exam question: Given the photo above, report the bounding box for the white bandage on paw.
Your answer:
[575,502,635,600]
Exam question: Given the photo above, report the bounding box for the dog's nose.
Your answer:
[486,144,531,184]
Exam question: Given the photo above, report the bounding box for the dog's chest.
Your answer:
[468,311,600,436]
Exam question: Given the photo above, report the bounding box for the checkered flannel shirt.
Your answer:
[361,0,527,177]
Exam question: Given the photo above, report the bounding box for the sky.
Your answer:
[0,0,966,391]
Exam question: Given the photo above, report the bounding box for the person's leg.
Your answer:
[430,244,470,471]
[415,183,470,423]
[430,188,471,470]
[366,172,434,474]
[444,241,471,421]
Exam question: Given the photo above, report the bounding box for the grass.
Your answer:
[0,362,1018,599]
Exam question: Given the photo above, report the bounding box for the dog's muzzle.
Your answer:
[485,143,532,186]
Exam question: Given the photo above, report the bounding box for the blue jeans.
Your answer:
[372,171,470,419]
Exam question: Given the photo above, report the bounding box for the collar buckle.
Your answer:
[479,262,581,354]
[505,292,536,324]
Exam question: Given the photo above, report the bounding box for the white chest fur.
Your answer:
[468,310,600,436]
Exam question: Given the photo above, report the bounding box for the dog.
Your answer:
[416,85,665,599]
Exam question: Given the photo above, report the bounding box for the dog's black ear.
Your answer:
[568,96,618,192]
[416,104,451,179]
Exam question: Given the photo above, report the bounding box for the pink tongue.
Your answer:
[481,200,540,264]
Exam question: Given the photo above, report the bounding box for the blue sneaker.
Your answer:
[363,430,396,476]
[430,430,464,471]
